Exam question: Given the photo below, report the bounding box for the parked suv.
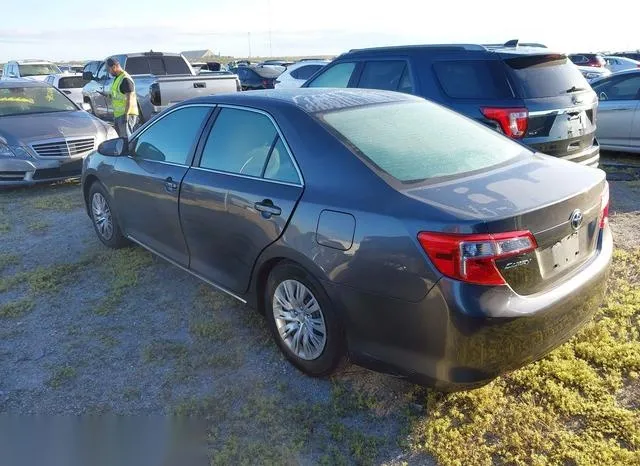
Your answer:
[569,53,607,68]
[304,41,600,167]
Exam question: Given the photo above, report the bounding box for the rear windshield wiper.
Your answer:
[565,86,587,93]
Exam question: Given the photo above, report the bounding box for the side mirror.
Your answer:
[83,71,94,81]
[98,138,127,157]
[81,102,92,112]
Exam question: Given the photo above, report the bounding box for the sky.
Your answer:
[1,0,639,62]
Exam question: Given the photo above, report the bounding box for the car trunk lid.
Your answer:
[406,155,606,294]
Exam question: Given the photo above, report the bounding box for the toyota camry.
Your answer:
[81,89,612,390]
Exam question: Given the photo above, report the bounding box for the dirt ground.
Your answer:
[0,152,638,465]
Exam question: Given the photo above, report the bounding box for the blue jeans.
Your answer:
[114,114,139,139]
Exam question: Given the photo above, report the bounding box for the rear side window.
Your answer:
[569,55,587,64]
[291,65,323,80]
[434,60,512,99]
[125,57,150,75]
[504,55,590,98]
[320,101,525,183]
[593,75,640,101]
[307,62,356,87]
[59,77,89,89]
[357,61,410,92]
[200,108,277,177]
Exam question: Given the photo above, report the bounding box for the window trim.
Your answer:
[127,103,215,167]
[192,104,304,188]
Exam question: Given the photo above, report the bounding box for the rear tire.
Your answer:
[88,182,128,249]
[265,262,345,377]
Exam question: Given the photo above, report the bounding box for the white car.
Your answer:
[577,65,611,83]
[2,60,62,81]
[274,60,329,89]
[44,73,88,107]
[604,56,640,73]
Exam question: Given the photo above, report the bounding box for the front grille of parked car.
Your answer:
[32,160,83,180]
[31,138,95,158]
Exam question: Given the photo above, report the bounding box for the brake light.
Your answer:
[599,182,610,229]
[418,231,537,285]
[481,107,528,138]
[149,83,161,106]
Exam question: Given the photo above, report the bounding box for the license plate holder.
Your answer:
[567,113,586,137]
[552,233,580,269]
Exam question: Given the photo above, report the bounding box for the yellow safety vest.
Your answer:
[111,71,138,118]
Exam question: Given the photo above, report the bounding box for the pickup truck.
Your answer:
[82,52,241,123]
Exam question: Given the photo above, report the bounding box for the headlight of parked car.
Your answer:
[0,143,31,158]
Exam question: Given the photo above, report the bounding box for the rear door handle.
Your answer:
[254,199,281,218]
[193,82,206,88]
[164,177,178,193]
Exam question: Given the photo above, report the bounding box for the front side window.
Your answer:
[320,100,526,183]
[306,62,356,88]
[59,76,89,89]
[593,75,640,101]
[125,57,150,75]
[0,86,77,117]
[96,63,109,80]
[358,61,408,92]
[200,108,277,177]
[132,106,211,164]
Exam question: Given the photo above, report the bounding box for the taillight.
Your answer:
[149,83,161,106]
[599,182,610,229]
[418,231,538,286]
[262,79,271,88]
[481,107,528,138]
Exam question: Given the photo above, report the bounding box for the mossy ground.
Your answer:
[410,248,640,465]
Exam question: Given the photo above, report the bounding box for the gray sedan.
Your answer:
[0,79,116,186]
[592,69,640,153]
[82,89,612,390]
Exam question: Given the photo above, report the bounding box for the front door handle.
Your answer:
[254,199,281,218]
[164,177,178,193]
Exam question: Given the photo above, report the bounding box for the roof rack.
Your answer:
[484,39,547,49]
[347,44,487,53]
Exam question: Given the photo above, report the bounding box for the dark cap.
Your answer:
[106,57,120,67]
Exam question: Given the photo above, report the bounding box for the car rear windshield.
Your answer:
[0,87,76,117]
[504,54,590,98]
[320,101,526,183]
[18,64,61,77]
[125,56,191,75]
[433,60,513,99]
[58,76,88,89]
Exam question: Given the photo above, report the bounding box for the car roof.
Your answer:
[590,68,640,84]
[48,73,83,78]
[185,88,421,114]
[13,59,57,65]
[0,79,49,88]
[341,42,555,58]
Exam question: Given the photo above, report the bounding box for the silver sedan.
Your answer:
[592,69,640,153]
[0,79,116,186]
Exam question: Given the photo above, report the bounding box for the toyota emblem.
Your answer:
[570,209,584,231]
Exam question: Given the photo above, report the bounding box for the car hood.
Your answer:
[0,111,109,146]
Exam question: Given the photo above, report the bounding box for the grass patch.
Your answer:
[189,319,233,341]
[0,253,19,272]
[143,339,189,364]
[93,248,153,315]
[28,188,83,211]
[123,387,142,402]
[27,220,49,233]
[0,223,10,233]
[0,299,35,318]
[47,365,77,388]
[410,248,640,465]
[0,261,85,294]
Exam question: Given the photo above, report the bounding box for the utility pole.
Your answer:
[248,32,251,58]
[268,0,273,57]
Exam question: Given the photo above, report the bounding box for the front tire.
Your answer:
[265,262,345,377]
[89,182,128,249]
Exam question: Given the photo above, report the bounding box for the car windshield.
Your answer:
[18,63,62,76]
[0,86,77,117]
[320,100,527,183]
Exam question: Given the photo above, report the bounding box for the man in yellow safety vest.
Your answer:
[106,57,139,138]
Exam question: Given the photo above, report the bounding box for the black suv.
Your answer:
[304,41,600,167]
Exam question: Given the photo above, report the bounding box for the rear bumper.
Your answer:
[326,227,612,391]
[530,140,600,168]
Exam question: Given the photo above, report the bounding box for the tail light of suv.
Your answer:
[599,182,610,229]
[481,107,528,139]
[418,231,538,286]
[149,83,161,106]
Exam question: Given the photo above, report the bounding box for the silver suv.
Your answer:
[2,60,62,81]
